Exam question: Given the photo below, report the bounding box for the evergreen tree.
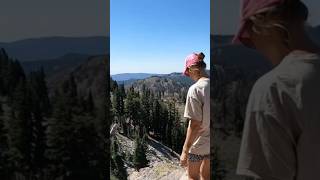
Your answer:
[47,75,105,180]
[29,68,51,115]
[46,86,74,179]
[112,85,125,124]
[125,88,141,136]
[140,85,151,133]
[1,56,26,98]
[172,109,185,153]
[165,102,174,147]
[159,104,168,143]
[133,130,148,171]
[0,105,10,179]
[60,74,78,111]
[110,80,118,92]
[28,69,51,178]
[87,90,95,115]
[111,137,127,180]
[0,48,8,95]
[119,84,126,98]
[7,79,34,178]
[81,90,95,116]
[71,114,105,179]
[151,100,161,137]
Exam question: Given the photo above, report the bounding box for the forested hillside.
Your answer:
[211,34,272,180]
[0,48,106,180]
[110,76,190,180]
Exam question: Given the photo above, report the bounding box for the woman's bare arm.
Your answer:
[182,119,203,153]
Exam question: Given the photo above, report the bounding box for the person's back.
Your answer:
[180,52,210,180]
[185,77,210,155]
[284,51,320,179]
[237,50,320,179]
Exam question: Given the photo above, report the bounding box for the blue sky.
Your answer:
[110,0,210,75]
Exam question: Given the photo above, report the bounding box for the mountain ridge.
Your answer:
[111,73,165,82]
[0,36,109,61]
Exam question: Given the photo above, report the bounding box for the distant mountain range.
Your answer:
[0,36,109,61]
[111,73,165,82]
[21,53,91,76]
[126,72,193,89]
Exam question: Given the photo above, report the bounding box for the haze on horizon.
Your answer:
[110,69,211,76]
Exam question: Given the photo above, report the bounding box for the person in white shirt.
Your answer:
[180,52,210,180]
[233,0,320,179]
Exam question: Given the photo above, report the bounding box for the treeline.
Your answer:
[110,80,187,178]
[212,65,261,137]
[0,48,106,180]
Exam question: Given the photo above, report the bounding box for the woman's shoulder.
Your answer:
[187,78,209,96]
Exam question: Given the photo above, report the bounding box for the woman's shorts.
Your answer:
[188,153,210,162]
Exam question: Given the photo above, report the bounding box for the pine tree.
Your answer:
[7,79,34,178]
[140,86,151,133]
[151,100,161,137]
[29,68,51,115]
[160,104,168,143]
[71,114,105,179]
[119,84,126,98]
[111,137,127,180]
[61,74,78,112]
[28,69,51,178]
[112,85,125,123]
[125,88,141,136]
[46,87,74,179]
[0,105,10,179]
[133,130,148,171]
[0,48,8,95]
[165,102,174,148]
[87,90,95,115]
[47,76,105,180]
[1,54,25,97]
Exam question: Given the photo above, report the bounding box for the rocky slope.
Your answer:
[115,133,188,180]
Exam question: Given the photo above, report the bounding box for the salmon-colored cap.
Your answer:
[232,0,285,45]
[183,53,202,76]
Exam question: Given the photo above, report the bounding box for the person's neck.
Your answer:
[195,74,208,81]
[266,32,320,66]
[265,46,290,66]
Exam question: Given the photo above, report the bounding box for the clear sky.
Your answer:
[110,0,210,75]
[0,0,108,42]
[212,0,320,35]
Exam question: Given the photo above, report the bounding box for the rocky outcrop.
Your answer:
[115,133,188,180]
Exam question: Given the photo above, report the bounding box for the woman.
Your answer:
[180,52,210,180]
[233,0,320,179]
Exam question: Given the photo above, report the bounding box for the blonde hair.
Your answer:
[248,0,308,47]
[188,52,207,77]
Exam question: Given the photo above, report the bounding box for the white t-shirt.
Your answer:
[184,77,210,155]
[237,50,320,180]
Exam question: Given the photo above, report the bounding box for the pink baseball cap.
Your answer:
[183,53,203,76]
[232,0,285,46]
